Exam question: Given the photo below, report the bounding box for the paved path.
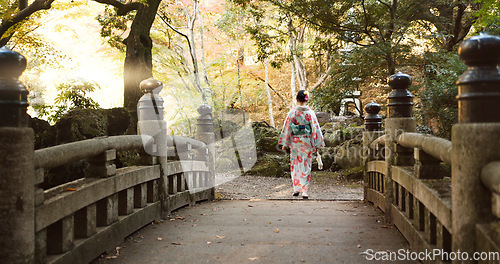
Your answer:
[94,200,416,264]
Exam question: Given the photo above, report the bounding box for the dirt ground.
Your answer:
[215,171,363,201]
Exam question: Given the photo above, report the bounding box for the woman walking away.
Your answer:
[278,90,325,199]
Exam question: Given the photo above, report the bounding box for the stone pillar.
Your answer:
[384,72,417,222]
[363,102,384,200]
[0,47,35,263]
[137,78,167,158]
[196,104,215,188]
[452,33,500,261]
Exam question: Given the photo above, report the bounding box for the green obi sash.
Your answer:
[291,123,311,135]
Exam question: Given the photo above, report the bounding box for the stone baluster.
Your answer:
[137,78,167,161]
[452,32,500,259]
[363,102,384,200]
[0,47,35,263]
[384,72,417,222]
[196,104,215,190]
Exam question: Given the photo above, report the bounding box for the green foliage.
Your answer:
[418,52,466,139]
[473,0,500,35]
[96,6,135,51]
[33,79,101,124]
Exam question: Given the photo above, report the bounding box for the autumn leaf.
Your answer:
[65,188,77,191]
[171,242,185,245]
[216,235,226,239]
[157,237,163,241]
[249,257,258,261]
[274,228,279,233]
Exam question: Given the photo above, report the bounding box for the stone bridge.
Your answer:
[1,33,500,264]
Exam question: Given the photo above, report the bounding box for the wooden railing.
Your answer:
[367,133,452,263]
[33,135,214,264]
[479,162,500,258]
[362,33,500,264]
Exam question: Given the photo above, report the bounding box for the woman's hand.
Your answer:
[281,145,287,152]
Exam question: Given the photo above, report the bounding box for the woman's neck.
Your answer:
[297,101,306,106]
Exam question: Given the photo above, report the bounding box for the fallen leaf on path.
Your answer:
[207,241,212,244]
[216,235,226,239]
[171,242,185,245]
[175,216,185,220]
[249,257,258,261]
[157,237,163,241]
[65,188,77,191]
[357,244,362,248]
[248,205,253,207]
[381,226,389,228]
[274,228,279,233]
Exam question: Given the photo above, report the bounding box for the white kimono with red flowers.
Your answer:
[278,106,325,193]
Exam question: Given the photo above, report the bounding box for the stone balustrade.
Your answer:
[0,47,216,264]
[363,32,500,264]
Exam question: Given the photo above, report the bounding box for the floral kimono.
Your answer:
[278,106,325,193]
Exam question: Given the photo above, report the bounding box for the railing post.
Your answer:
[452,33,500,259]
[196,104,215,191]
[384,72,417,223]
[0,47,35,263]
[363,102,384,200]
[137,78,167,159]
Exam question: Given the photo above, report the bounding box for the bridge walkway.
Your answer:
[94,199,416,264]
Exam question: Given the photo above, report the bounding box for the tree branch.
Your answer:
[0,0,56,46]
[247,71,286,104]
[310,64,333,90]
[93,0,142,15]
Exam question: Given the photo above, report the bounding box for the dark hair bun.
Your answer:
[296,90,309,102]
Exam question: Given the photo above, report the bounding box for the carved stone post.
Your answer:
[0,47,35,263]
[363,102,384,200]
[196,104,215,190]
[452,33,500,260]
[384,72,417,222]
[137,78,167,160]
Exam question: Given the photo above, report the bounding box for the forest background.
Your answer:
[1,0,499,140]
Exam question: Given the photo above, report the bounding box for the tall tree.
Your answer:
[95,0,161,112]
[3,0,163,113]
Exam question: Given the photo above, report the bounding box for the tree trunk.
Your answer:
[287,16,297,107]
[264,57,274,127]
[197,6,211,88]
[123,0,161,113]
[237,59,245,123]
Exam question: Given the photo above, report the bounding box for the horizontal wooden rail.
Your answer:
[397,133,452,165]
[369,135,386,148]
[35,135,208,170]
[35,135,147,169]
[481,161,500,195]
